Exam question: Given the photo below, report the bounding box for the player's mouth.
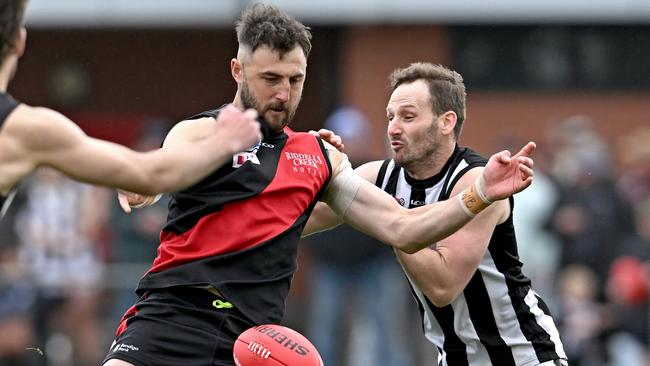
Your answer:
[266,105,287,115]
[390,141,404,151]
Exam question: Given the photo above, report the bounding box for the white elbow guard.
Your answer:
[323,154,363,217]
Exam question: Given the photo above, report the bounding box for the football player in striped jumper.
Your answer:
[306,63,567,366]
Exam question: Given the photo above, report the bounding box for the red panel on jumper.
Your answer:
[149,132,329,273]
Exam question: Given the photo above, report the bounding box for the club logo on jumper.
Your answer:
[233,142,261,168]
[285,152,324,178]
[393,196,406,207]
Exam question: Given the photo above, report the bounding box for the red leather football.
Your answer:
[233,324,323,366]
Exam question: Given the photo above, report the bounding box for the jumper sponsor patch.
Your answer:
[285,151,324,178]
[112,343,140,353]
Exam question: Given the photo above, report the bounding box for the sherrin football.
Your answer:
[233,324,323,366]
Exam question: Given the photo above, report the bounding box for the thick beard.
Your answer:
[240,80,295,131]
[240,80,258,111]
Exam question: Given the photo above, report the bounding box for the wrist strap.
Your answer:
[457,180,491,218]
[475,177,492,204]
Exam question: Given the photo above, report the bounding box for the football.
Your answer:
[233,324,323,366]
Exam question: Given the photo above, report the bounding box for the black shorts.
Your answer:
[103,287,255,366]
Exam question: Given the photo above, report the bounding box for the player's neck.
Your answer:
[0,58,16,93]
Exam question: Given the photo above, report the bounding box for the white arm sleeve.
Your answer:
[322,153,363,217]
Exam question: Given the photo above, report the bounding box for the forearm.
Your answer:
[322,150,490,253]
[146,108,260,194]
[345,190,473,253]
[140,134,234,193]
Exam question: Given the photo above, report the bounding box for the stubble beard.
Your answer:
[396,122,442,174]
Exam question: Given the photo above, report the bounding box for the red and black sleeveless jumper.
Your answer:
[136,108,332,325]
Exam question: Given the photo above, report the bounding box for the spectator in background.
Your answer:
[15,169,111,366]
[494,133,561,304]
[556,264,607,366]
[603,199,650,366]
[547,116,636,288]
[106,121,172,322]
[547,117,648,366]
[304,107,415,366]
[0,188,40,366]
[0,246,38,366]
[616,126,650,205]
[607,124,650,366]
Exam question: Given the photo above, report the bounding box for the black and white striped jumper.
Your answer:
[376,145,566,366]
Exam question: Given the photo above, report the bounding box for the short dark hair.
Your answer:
[0,0,27,61]
[235,3,312,59]
[389,63,467,139]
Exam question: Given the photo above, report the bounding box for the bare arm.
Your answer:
[9,104,259,195]
[303,160,383,236]
[394,168,510,306]
[304,155,470,249]
[320,143,534,254]
[340,175,472,254]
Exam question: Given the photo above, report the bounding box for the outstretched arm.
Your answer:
[12,104,259,195]
[321,142,535,253]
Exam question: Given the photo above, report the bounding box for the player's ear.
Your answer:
[440,111,457,136]
[231,58,243,83]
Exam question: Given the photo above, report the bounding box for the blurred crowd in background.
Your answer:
[1,1,650,365]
